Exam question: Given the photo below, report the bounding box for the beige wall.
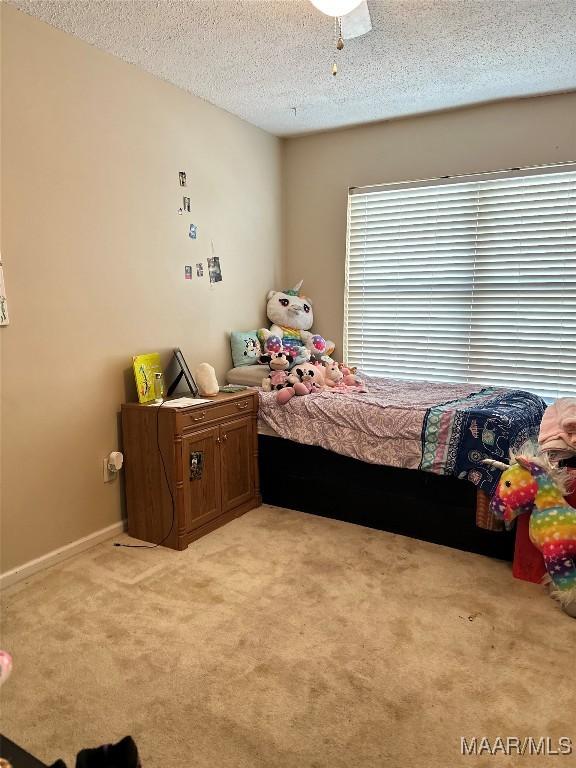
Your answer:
[282,93,576,353]
[0,6,281,572]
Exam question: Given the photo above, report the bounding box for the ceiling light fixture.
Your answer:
[309,0,363,16]
[309,0,366,76]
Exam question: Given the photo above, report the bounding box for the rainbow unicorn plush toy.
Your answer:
[485,448,576,618]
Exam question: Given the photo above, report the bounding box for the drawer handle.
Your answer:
[192,411,206,422]
[236,401,249,410]
[222,433,228,442]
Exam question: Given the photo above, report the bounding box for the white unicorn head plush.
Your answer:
[258,280,335,360]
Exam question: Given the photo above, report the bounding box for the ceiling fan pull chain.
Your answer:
[336,16,344,50]
[332,16,343,76]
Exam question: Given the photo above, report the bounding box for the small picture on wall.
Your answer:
[185,265,192,280]
[179,171,187,187]
[189,223,198,240]
[207,256,223,284]
[196,263,204,278]
[183,197,190,212]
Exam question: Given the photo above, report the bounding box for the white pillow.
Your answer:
[226,365,265,387]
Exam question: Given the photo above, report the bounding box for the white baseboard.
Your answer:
[0,520,126,590]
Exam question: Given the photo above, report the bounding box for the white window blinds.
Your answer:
[345,165,576,400]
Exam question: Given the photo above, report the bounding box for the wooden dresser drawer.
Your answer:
[176,395,256,431]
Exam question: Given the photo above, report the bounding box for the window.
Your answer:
[345,165,576,400]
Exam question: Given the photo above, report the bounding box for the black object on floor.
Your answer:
[76,737,140,768]
[0,734,51,767]
[258,435,515,561]
[0,735,140,768]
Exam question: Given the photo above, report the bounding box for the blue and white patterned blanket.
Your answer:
[420,387,547,496]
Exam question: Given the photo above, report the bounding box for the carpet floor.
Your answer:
[1,505,575,767]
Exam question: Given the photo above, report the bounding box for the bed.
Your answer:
[228,365,546,559]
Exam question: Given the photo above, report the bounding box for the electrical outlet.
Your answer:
[103,458,115,483]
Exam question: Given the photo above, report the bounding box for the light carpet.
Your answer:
[1,505,575,767]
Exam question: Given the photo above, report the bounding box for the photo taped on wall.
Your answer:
[207,256,222,284]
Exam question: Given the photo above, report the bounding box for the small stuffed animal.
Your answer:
[322,360,344,388]
[260,347,301,402]
[262,369,290,392]
[264,369,315,404]
[259,350,293,371]
[293,362,325,392]
[264,371,297,404]
[339,364,363,387]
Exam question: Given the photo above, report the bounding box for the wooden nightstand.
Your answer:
[121,391,260,550]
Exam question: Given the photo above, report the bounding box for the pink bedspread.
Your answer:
[258,375,484,469]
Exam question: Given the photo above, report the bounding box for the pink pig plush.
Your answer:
[340,365,363,387]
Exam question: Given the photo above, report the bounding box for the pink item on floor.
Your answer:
[0,650,12,686]
[538,397,576,456]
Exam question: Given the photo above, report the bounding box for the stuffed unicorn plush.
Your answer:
[258,280,335,360]
[485,449,576,618]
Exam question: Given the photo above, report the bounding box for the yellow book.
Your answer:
[133,353,162,404]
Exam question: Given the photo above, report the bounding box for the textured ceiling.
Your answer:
[9,0,576,136]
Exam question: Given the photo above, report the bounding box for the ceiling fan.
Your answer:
[309,0,373,74]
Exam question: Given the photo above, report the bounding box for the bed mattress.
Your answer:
[257,374,546,498]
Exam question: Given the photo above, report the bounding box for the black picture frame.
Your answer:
[166,348,199,397]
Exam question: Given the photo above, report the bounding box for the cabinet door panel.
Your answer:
[182,427,221,531]
[220,416,254,513]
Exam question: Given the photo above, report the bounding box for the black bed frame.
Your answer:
[258,435,514,561]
